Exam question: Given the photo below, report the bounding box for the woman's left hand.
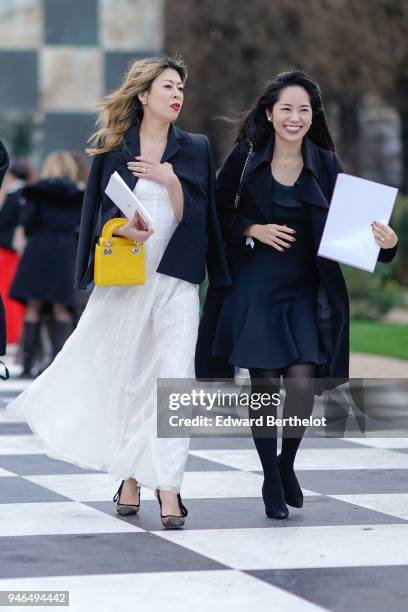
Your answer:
[371,221,398,249]
[127,156,175,187]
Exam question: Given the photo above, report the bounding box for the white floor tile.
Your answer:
[182,470,320,498]
[343,437,408,450]
[190,448,408,471]
[24,470,306,500]
[0,435,45,454]
[153,524,408,570]
[24,474,121,502]
[0,380,31,392]
[0,467,16,477]
[0,570,325,612]
[328,493,408,521]
[0,502,144,537]
[0,406,26,422]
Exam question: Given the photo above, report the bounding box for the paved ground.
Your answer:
[0,372,408,612]
[350,352,408,377]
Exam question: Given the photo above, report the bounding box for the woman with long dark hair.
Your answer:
[196,71,398,519]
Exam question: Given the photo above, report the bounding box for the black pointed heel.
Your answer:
[277,454,304,508]
[155,489,188,529]
[113,479,141,516]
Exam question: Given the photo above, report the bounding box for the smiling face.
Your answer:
[138,67,184,123]
[268,85,313,144]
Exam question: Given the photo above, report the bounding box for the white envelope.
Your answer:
[104,171,154,229]
[317,173,398,273]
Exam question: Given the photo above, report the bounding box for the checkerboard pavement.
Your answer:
[1,376,408,612]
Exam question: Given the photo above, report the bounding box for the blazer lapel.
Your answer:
[293,171,329,209]
[120,123,182,191]
[161,123,182,162]
[242,134,331,221]
[121,125,141,190]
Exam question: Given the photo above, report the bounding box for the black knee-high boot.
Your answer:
[19,321,41,378]
[278,363,315,508]
[249,368,288,519]
[50,320,73,359]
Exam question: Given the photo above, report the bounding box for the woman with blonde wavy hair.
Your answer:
[9,150,83,377]
[7,55,231,529]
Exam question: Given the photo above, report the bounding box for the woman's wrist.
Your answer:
[164,172,178,189]
[244,224,259,238]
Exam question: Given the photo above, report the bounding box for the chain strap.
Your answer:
[233,140,254,209]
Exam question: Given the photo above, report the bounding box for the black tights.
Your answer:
[248,362,315,509]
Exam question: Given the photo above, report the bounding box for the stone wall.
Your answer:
[0,0,165,155]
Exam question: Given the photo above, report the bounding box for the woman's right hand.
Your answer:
[245,223,296,251]
[113,212,154,243]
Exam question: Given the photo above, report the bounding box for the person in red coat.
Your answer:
[0,160,34,344]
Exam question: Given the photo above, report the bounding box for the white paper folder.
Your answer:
[317,173,398,273]
[104,171,154,229]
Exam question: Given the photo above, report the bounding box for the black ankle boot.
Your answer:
[19,321,41,378]
[261,478,289,519]
[277,454,303,508]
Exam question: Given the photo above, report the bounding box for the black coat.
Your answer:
[0,189,24,250]
[0,139,9,355]
[9,178,83,307]
[74,123,232,290]
[195,135,398,395]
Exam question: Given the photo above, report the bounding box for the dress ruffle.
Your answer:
[212,288,326,369]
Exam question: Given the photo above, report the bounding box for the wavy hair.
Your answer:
[86,55,188,156]
[235,70,335,152]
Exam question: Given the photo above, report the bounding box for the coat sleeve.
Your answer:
[216,143,257,248]
[204,136,232,287]
[0,139,9,187]
[74,153,104,289]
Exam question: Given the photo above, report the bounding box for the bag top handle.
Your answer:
[101,217,128,239]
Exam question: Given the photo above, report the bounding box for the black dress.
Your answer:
[211,173,326,370]
[9,178,83,308]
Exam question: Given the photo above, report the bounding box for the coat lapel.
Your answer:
[242,134,331,222]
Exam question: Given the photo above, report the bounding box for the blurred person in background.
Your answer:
[70,150,90,190]
[70,150,91,326]
[9,151,83,378]
[0,138,9,369]
[0,160,35,345]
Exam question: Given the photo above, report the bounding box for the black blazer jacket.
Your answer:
[74,123,232,290]
[195,134,398,394]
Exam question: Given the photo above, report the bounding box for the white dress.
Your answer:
[6,178,200,493]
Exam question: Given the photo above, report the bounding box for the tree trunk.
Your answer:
[338,93,362,174]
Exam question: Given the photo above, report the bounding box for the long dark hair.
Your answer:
[235,70,335,152]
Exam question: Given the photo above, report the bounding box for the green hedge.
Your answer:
[342,194,408,320]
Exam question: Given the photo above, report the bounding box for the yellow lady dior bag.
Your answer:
[94,218,145,286]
